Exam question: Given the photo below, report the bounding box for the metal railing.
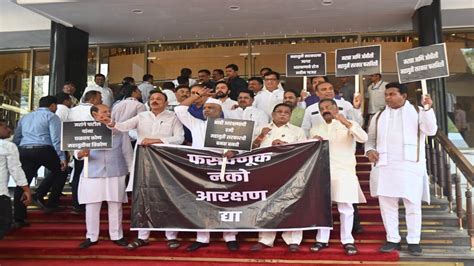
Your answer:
[427,131,474,247]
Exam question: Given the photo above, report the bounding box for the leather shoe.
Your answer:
[226,241,239,251]
[379,242,401,253]
[186,242,209,252]
[11,220,30,230]
[79,238,98,249]
[32,194,47,209]
[250,243,271,252]
[167,239,180,250]
[288,244,300,252]
[407,244,423,256]
[113,238,128,247]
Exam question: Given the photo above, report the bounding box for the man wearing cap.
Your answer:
[365,82,437,256]
[175,87,239,252]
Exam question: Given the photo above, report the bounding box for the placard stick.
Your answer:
[84,156,89,178]
[303,76,308,92]
[220,149,228,180]
[354,74,360,95]
[421,79,429,110]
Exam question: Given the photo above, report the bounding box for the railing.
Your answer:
[427,131,474,247]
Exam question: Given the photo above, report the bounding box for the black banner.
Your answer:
[396,43,449,83]
[204,118,254,151]
[131,141,332,231]
[61,121,112,151]
[335,45,381,76]
[286,52,327,77]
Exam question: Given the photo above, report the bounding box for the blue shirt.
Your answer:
[13,107,65,160]
[188,104,205,120]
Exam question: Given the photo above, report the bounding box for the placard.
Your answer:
[396,43,449,83]
[335,45,381,76]
[204,118,254,151]
[61,121,112,151]
[286,52,327,77]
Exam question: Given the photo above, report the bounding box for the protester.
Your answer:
[81,74,114,107]
[253,71,284,118]
[215,81,237,111]
[225,64,248,101]
[250,103,306,252]
[310,99,367,256]
[284,90,305,127]
[365,82,437,256]
[76,104,132,249]
[225,89,269,132]
[173,68,196,88]
[365,74,388,124]
[62,82,79,107]
[138,74,155,103]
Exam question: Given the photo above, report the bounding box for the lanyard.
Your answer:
[371,81,383,90]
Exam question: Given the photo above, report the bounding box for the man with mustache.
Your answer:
[105,90,184,250]
[214,81,237,111]
[309,98,367,256]
[283,90,305,127]
[250,103,306,253]
[175,87,239,252]
[76,104,132,249]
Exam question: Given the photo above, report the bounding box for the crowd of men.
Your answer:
[0,64,437,257]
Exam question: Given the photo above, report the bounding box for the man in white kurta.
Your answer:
[108,90,184,250]
[309,98,367,256]
[81,74,114,107]
[76,104,133,249]
[250,103,307,253]
[175,88,239,252]
[365,82,437,256]
[302,82,363,137]
[224,89,269,135]
[253,71,285,118]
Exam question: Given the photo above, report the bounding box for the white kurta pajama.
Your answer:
[310,119,367,244]
[114,110,184,241]
[257,122,307,247]
[76,132,133,242]
[365,102,437,244]
[175,105,237,244]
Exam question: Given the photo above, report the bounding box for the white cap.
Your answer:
[205,98,223,107]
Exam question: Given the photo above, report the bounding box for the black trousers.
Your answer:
[35,156,68,207]
[71,157,84,209]
[14,146,61,222]
[0,195,12,239]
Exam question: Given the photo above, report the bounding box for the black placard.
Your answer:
[286,52,327,77]
[396,43,449,83]
[204,118,254,151]
[61,121,112,151]
[335,45,381,76]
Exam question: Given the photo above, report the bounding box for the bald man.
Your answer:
[75,104,133,249]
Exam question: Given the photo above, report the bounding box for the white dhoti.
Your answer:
[316,203,354,244]
[138,230,178,241]
[258,231,303,246]
[379,196,422,244]
[196,231,237,243]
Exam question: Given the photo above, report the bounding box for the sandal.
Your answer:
[343,243,358,256]
[167,239,181,250]
[310,242,329,252]
[126,238,149,250]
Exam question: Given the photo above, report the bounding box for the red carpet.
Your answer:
[0,153,399,264]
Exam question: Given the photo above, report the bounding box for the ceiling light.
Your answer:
[321,0,333,6]
[132,9,143,14]
[229,6,240,11]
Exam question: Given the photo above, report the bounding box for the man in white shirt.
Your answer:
[309,99,367,256]
[250,103,306,252]
[107,90,184,250]
[175,87,239,252]
[365,82,437,256]
[0,119,31,237]
[172,68,197,88]
[68,91,103,214]
[111,84,146,145]
[225,89,269,132]
[365,74,388,119]
[253,71,284,118]
[81,74,114,107]
[55,92,72,122]
[302,82,363,137]
[215,81,237,111]
[138,74,155,103]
